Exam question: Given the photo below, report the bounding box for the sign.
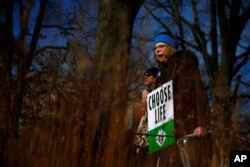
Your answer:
[147,80,175,154]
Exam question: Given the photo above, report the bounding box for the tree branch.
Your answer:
[209,0,219,78]
[41,24,77,31]
[143,3,171,34]
[35,45,68,55]
[237,94,250,99]
[233,47,250,76]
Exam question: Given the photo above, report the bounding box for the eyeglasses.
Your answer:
[153,44,169,51]
[143,73,153,77]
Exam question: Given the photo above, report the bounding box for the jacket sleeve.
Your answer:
[174,51,209,134]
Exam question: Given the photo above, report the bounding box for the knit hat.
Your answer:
[154,32,179,50]
[144,67,159,78]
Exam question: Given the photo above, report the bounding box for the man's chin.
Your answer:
[157,58,168,63]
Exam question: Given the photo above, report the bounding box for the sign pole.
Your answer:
[156,155,160,167]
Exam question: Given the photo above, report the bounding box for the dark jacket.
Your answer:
[157,50,209,138]
[152,50,210,167]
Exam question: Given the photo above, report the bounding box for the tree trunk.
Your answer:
[0,0,14,165]
[81,1,143,166]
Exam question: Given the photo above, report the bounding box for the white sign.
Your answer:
[147,80,174,131]
[147,80,175,153]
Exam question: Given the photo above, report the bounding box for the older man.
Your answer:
[153,32,210,166]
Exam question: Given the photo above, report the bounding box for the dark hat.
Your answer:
[144,67,159,78]
[154,32,179,50]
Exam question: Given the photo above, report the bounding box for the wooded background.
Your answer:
[0,0,250,166]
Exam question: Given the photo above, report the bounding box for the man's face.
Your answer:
[143,73,156,87]
[154,42,175,63]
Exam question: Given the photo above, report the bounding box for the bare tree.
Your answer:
[1,0,146,166]
[0,0,80,165]
[2,0,49,165]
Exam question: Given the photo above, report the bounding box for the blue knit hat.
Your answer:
[154,32,179,50]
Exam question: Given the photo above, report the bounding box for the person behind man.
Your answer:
[134,67,159,155]
[152,32,210,166]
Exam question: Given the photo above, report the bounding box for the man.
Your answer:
[153,32,210,166]
[134,67,159,154]
[133,67,160,167]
